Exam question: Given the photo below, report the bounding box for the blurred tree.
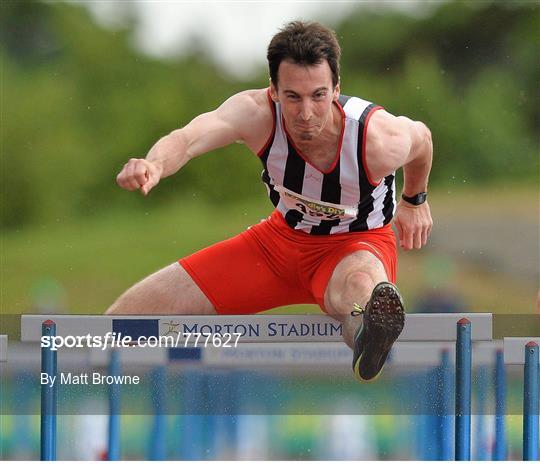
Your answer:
[0,1,59,64]
[1,0,538,229]
[337,0,539,184]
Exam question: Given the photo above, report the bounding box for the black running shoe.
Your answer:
[352,282,405,382]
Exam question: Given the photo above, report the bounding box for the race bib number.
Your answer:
[275,185,358,220]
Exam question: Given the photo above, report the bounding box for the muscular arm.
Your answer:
[116,90,271,195]
[365,110,434,250]
[400,121,433,197]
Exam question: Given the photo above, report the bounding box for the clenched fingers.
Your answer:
[128,160,149,188]
[117,158,157,193]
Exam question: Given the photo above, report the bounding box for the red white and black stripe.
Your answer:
[258,91,395,235]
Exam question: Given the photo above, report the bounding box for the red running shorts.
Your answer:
[179,210,397,315]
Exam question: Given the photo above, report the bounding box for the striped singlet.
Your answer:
[258,92,396,235]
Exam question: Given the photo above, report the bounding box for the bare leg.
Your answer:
[106,262,216,315]
[324,250,388,348]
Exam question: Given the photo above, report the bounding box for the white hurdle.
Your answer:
[20,313,493,461]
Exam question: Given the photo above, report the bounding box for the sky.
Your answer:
[84,1,429,79]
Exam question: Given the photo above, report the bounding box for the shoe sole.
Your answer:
[354,282,405,382]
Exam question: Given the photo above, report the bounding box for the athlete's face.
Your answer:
[270,60,340,141]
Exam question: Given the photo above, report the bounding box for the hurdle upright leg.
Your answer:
[455,318,472,460]
[523,342,539,461]
[41,320,57,461]
[493,349,506,460]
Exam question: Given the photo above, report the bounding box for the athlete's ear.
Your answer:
[333,79,340,101]
[269,79,279,102]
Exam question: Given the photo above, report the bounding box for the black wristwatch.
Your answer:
[401,192,427,206]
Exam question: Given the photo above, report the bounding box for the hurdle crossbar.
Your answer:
[21,313,492,343]
[87,340,503,369]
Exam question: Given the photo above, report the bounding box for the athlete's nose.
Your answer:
[299,99,313,121]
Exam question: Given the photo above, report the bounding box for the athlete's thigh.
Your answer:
[107,262,216,315]
[323,250,388,313]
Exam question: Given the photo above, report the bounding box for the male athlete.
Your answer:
[107,21,433,382]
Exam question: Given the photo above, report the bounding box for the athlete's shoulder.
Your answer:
[225,88,272,118]
[221,88,274,153]
[368,109,416,141]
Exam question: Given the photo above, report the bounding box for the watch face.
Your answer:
[402,192,427,205]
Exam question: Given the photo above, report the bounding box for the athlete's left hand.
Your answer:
[393,201,433,250]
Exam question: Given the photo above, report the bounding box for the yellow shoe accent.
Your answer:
[353,352,385,383]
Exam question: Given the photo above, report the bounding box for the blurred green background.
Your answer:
[1,0,539,317]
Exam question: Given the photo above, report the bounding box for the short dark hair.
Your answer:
[267,21,341,89]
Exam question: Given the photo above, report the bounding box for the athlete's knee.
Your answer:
[328,271,376,313]
[344,271,375,299]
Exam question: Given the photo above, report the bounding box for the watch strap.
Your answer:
[401,192,427,206]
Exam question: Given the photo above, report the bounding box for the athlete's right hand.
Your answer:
[116,158,163,196]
